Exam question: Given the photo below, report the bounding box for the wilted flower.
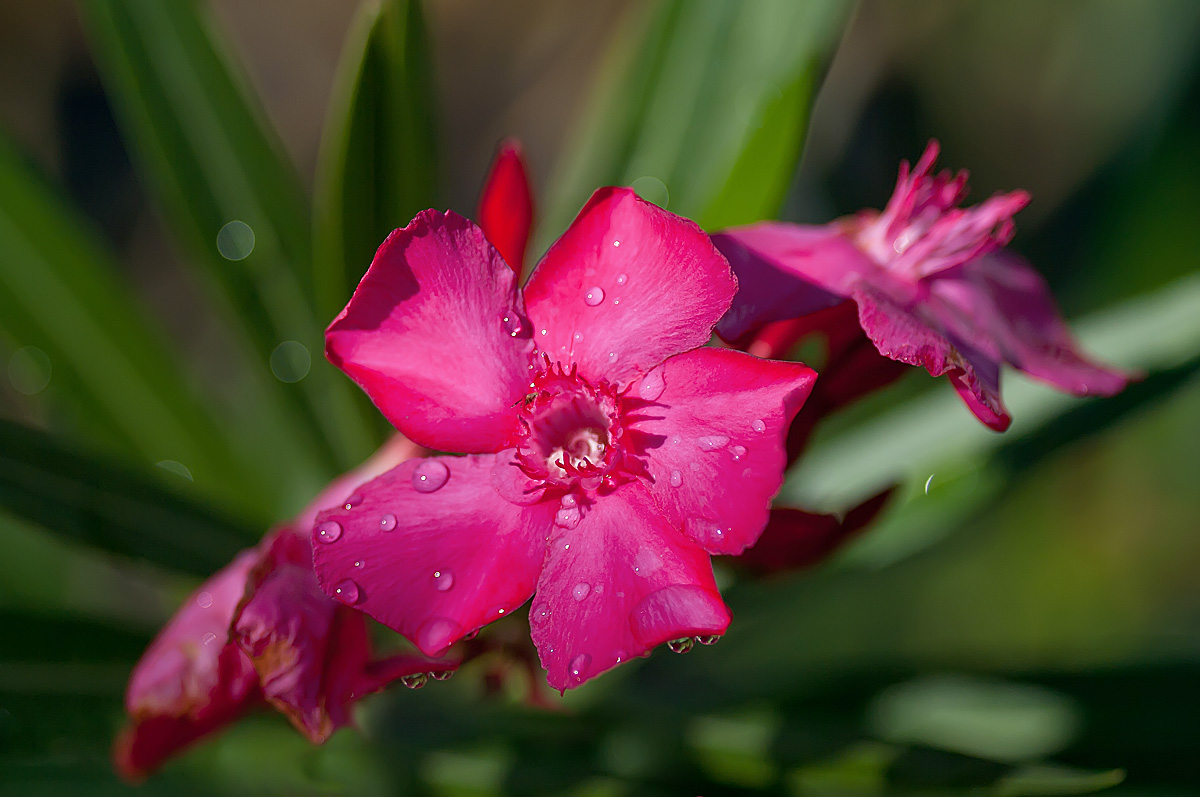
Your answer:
[114,436,452,780]
[715,141,1129,431]
[313,187,815,690]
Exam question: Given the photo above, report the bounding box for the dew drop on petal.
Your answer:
[633,547,663,577]
[696,434,730,451]
[696,635,720,646]
[637,369,665,401]
[333,579,361,605]
[555,506,582,529]
[431,670,454,681]
[670,434,682,446]
[572,583,591,602]
[570,653,591,679]
[669,470,683,488]
[316,520,342,544]
[584,286,605,306]
[343,493,362,511]
[196,591,213,609]
[691,518,727,548]
[417,617,462,654]
[502,312,525,337]
[730,445,747,460]
[531,603,550,625]
[412,460,450,493]
[561,494,578,509]
[612,240,621,247]
[379,513,397,532]
[401,672,428,690]
[353,560,364,569]
[752,419,767,433]
[615,650,626,663]
[607,351,619,364]
[667,637,694,654]
[616,273,628,286]
[432,569,454,591]
[202,632,218,647]
[573,331,583,343]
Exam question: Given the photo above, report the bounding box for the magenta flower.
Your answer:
[715,141,1130,431]
[312,187,815,690]
[115,436,451,779]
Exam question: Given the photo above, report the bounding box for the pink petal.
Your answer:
[933,253,1131,397]
[126,550,259,717]
[311,453,554,656]
[737,487,896,575]
[851,274,1012,430]
[626,347,815,555]
[530,482,730,691]
[295,433,425,534]
[713,222,868,345]
[478,138,535,275]
[117,550,262,779]
[523,187,735,385]
[326,210,535,453]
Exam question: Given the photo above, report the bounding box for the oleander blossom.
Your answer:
[313,187,815,690]
[114,436,453,780]
[715,140,1130,431]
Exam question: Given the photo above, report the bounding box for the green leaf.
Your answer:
[0,134,269,517]
[80,0,378,473]
[540,0,848,245]
[314,0,438,323]
[0,418,254,577]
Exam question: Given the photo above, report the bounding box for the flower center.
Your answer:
[514,360,624,489]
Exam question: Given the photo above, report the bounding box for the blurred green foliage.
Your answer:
[1,0,1198,794]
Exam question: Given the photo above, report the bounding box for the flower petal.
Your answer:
[524,187,735,385]
[933,253,1131,397]
[530,482,729,691]
[295,433,425,534]
[626,347,815,555]
[737,488,897,575]
[327,210,535,453]
[311,453,553,656]
[478,139,535,274]
[713,222,867,345]
[851,274,1011,430]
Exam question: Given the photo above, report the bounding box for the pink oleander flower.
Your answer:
[312,186,816,690]
[115,436,452,780]
[715,140,1130,431]
[477,138,535,276]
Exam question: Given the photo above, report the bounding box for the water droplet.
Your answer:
[412,460,450,493]
[893,233,911,254]
[616,273,628,286]
[696,435,730,451]
[669,470,683,488]
[417,617,462,654]
[379,513,397,532]
[540,328,548,336]
[531,603,550,625]
[316,520,343,544]
[464,628,480,641]
[353,560,364,569]
[633,547,663,577]
[572,583,591,601]
[196,591,213,609]
[343,493,362,510]
[751,419,767,433]
[202,631,218,647]
[667,637,694,654]
[401,672,428,690]
[730,445,747,460]
[561,494,578,509]
[570,653,591,679]
[585,286,605,306]
[612,240,621,247]
[502,312,525,337]
[432,570,454,591]
[431,670,454,681]
[670,434,682,446]
[691,518,728,548]
[497,607,506,615]
[573,331,583,343]
[696,635,720,646]
[334,579,361,605]
[608,351,618,363]
[637,369,665,401]
[615,650,626,663]
[555,506,582,529]
[690,461,701,472]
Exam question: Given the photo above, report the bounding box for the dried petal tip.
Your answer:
[854,139,1030,279]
